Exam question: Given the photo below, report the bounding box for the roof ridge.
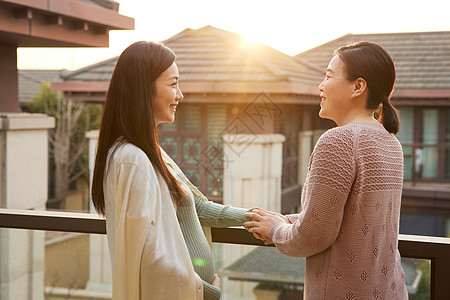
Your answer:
[162,27,196,44]
[295,33,354,57]
[61,55,118,79]
[205,26,298,81]
[293,57,323,73]
[18,70,62,83]
[351,30,450,37]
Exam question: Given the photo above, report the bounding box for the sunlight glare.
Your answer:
[242,32,263,48]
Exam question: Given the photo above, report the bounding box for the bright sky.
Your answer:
[17,0,450,70]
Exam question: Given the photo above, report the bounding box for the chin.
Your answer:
[318,109,326,119]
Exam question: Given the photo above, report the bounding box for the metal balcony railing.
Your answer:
[1,208,449,299]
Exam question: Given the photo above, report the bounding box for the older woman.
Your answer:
[245,42,408,300]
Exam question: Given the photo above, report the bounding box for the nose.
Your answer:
[318,79,325,93]
[176,85,184,101]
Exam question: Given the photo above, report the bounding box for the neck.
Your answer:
[337,110,378,127]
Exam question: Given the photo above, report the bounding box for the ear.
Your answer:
[351,78,367,98]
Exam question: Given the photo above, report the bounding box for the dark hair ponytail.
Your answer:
[334,41,400,134]
[91,41,186,216]
[379,97,400,135]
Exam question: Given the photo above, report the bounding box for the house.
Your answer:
[0,0,133,112]
[18,69,63,108]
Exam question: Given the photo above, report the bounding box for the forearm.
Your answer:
[270,187,345,257]
[196,197,251,227]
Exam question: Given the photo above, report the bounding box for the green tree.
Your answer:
[409,259,430,300]
[27,83,102,209]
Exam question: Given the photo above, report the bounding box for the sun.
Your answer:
[241,32,263,47]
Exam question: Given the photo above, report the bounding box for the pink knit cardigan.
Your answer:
[271,122,408,299]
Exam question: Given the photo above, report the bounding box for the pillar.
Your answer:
[85,130,112,292]
[223,134,285,212]
[0,44,20,112]
[221,133,285,300]
[298,131,313,186]
[0,113,55,299]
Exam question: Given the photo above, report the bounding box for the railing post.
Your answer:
[431,257,450,300]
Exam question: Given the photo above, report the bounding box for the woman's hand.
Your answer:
[211,273,221,290]
[244,208,290,243]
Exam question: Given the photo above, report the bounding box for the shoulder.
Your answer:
[316,124,357,151]
[109,143,155,177]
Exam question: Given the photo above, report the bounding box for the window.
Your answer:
[397,107,414,180]
[397,106,450,182]
[159,104,227,202]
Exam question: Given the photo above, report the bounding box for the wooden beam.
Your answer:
[47,0,133,30]
[13,7,32,19]
[44,15,63,26]
[1,0,134,31]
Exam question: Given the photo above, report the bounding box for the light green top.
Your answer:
[162,148,250,300]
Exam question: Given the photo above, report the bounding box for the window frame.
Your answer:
[399,106,450,183]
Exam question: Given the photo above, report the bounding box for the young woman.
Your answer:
[91,41,249,300]
[245,42,408,299]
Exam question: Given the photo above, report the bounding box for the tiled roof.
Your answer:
[61,57,117,82]
[221,247,420,292]
[295,31,450,90]
[221,247,305,285]
[164,26,322,84]
[18,70,63,104]
[62,26,323,85]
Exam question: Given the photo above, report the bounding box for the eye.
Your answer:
[171,81,178,87]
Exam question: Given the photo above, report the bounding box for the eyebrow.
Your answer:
[167,75,179,81]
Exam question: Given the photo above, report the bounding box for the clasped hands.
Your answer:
[244,208,291,245]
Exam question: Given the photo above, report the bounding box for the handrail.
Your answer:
[0,208,106,234]
[1,208,449,299]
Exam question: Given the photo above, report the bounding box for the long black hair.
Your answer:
[334,41,400,134]
[91,41,186,216]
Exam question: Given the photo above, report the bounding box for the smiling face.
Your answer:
[153,62,183,125]
[317,55,355,125]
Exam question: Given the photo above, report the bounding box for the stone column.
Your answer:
[223,134,285,212]
[85,130,112,292]
[221,134,285,300]
[0,113,54,300]
[298,131,313,186]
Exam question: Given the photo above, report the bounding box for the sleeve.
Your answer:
[202,279,221,300]
[270,127,356,257]
[178,170,251,227]
[286,214,299,223]
[195,195,252,227]
[161,147,252,227]
[112,162,155,300]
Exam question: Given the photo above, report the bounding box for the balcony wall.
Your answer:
[0,209,449,299]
